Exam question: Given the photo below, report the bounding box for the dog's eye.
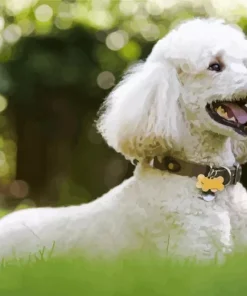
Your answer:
[208,63,222,72]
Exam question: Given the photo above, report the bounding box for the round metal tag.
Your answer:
[202,193,216,202]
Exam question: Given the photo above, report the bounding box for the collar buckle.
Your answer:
[233,163,242,185]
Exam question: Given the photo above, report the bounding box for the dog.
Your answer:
[1,18,247,262]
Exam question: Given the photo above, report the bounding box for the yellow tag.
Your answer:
[196,174,224,193]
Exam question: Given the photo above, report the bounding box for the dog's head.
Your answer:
[97,18,247,161]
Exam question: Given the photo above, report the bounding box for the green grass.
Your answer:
[0,252,247,296]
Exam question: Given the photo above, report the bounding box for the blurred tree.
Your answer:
[2,26,133,206]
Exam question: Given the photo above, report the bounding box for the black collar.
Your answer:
[151,156,242,187]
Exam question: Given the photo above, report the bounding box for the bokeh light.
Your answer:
[55,2,74,30]
[141,23,160,41]
[119,41,142,61]
[88,10,114,29]
[92,0,111,9]
[55,17,73,30]
[119,0,139,16]
[3,24,22,44]
[0,163,9,177]
[0,17,5,32]
[5,0,34,15]
[145,0,165,16]
[35,4,54,22]
[106,30,129,51]
[18,19,35,36]
[97,71,115,89]
[9,180,29,199]
[0,95,8,113]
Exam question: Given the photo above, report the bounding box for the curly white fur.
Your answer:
[1,18,247,262]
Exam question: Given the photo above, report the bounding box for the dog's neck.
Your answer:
[172,123,236,167]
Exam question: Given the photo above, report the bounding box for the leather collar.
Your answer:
[151,156,242,186]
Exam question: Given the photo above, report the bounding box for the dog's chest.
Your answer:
[133,173,247,260]
[138,188,236,260]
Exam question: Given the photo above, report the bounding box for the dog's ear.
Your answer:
[97,47,182,161]
[231,139,247,164]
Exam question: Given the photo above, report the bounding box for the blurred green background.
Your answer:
[0,0,247,212]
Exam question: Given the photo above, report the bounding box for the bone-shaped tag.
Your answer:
[196,174,224,193]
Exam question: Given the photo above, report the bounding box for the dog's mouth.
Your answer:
[206,99,247,136]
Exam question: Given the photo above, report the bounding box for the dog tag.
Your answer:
[202,193,215,202]
[196,174,224,193]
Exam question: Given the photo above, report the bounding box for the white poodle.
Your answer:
[1,18,247,262]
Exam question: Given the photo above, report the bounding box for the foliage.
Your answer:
[0,0,211,99]
[0,251,247,295]
[0,0,246,105]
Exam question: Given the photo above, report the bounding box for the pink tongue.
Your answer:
[223,103,247,124]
